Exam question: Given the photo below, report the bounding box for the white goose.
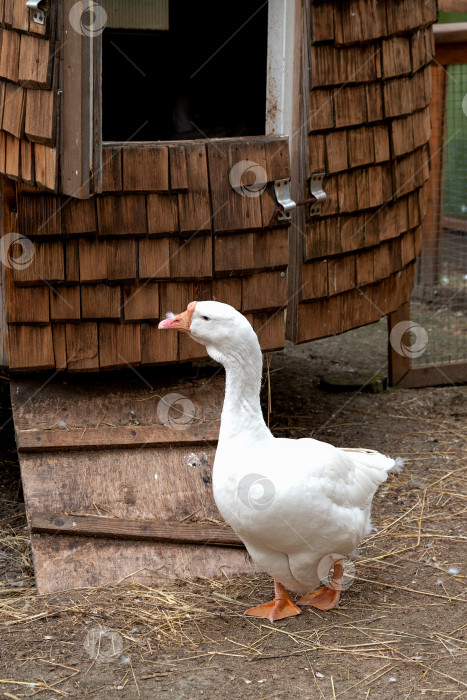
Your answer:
[159,301,402,622]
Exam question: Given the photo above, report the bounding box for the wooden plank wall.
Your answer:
[5,137,290,370]
[0,0,59,191]
[292,0,437,343]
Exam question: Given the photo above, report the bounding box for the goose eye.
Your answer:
[201,315,210,321]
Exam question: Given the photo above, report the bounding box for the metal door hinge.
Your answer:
[308,173,327,216]
[26,0,46,25]
[274,178,296,222]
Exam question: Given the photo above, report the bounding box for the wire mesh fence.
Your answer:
[412,59,467,369]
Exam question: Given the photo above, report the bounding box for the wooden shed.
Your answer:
[0,0,437,592]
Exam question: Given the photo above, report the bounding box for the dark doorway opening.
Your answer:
[102,1,268,142]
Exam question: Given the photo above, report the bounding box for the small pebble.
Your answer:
[315,672,324,678]
[389,677,397,682]
[448,566,460,575]
[272,674,280,680]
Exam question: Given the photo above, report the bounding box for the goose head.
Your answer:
[158,300,261,366]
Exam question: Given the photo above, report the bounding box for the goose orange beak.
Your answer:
[158,301,197,332]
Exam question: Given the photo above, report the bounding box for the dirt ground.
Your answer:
[1,320,466,700]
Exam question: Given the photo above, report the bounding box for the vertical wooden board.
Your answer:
[52,323,67,370]
[391,115,414,157]
[97,195,147,236]
[62,198,96,234]
[106,239,137,280]
[401,229,415,267]
[147,193,178,235]
[81,284,121,319]
[122,145,169,192]
[12,240,64,284]
[169,235,212,279]
[208,140,265,233]
[242,271,287,313]
[18,193,62,236]
[366,82,383,123]
[24,87,55,144]
[326,130,348,173]
[384,77,413,119]
[7,324,55,370]
[141,321,178,364]
[0,29,20,82]
[6,284,49,322]
[123,282,159,321]
[2,83,25,138]
[334,85,367,128]
[214,233,254,273]
[99,322,141,369]
[101,146,122,192]
[18,34,52,87]
[386,0,421,35]
[79,239,107,282]
[338,171,358,213]
[355,166,384,210]
[252,229,288,270]
[327,255,356,295]
[65,240,80,282]
[139,238,170,279]
[169,144,188,192]
[304,217,333,260]
[296,299,333,343]
[311,45,339,87]
[300,260,328,301]
[320,174,339,216]
[309,89,334,132]
[0,81,5,128]
[9,0,29,31]
[311,2,334,42]
[211,278,242,308]
[307,134,326,174]
[34,144,58,191]
[66,322,99,371]
[177,143,211,233]
[373,124,390,163]
[387,300,410,385]
[5,133,20,179]
[347,126,374,169]
[382,36,411,79]
[356,248,374,286]
[373,242,391,280]
[337,0,387,44]
[0,131,7,174]
[20,138,34,184]
[340,214,365,253]
[245,311,284,352]
[50,285,80,321]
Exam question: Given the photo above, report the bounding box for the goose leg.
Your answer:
[245,581,302,622]
[298,561,344,611]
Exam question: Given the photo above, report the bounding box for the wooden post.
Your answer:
[387,301,411,386]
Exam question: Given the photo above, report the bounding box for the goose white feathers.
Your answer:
[159,301,402,621]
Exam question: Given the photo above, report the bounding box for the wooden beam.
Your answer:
[434,23,467,44]
[16,422,220,452]
[397,361,467,388]
[438,0,467,11]
[387,301,411,386]
[30,513,244,547]
[60,0,101,197]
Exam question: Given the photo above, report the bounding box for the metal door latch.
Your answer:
[26,0,46,25]
[308,173,327,216]
[274,178,296,222]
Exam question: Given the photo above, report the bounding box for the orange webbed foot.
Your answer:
[245,581,302,622]
[298,561,344,611]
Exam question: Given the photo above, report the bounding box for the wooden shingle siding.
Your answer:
[293,0,436,345]
[5,136,291,369]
